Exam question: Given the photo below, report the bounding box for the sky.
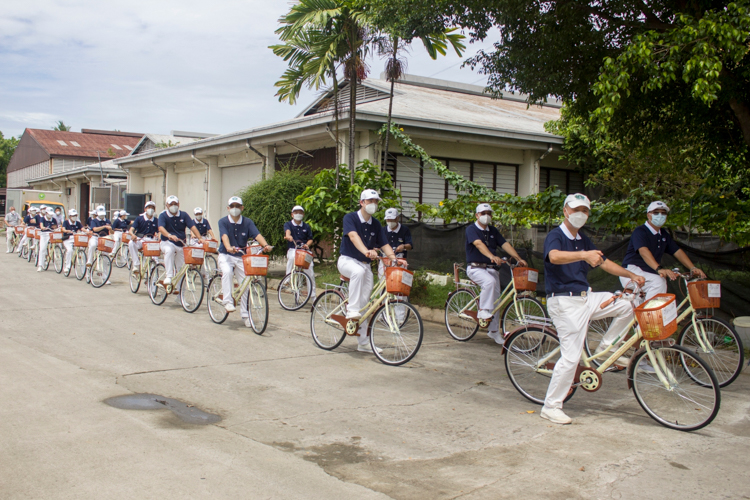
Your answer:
[0,0,497,140]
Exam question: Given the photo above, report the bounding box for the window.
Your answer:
[57,140,67,146]
[70,141,81,147]
[110,144,122,150]
[539,167,585,194]
[123,145,133,151]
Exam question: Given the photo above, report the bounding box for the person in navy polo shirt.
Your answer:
[19,207,40,254]
[61,209,83,274]
[465,203,527,344]
[337,189,397,353]
[620,201,705,303]
[158,195,204,287]
[87,206,111,268]
[378,208,413,321]
[112,210,130,249]
[283,205,316,300]
[218,196,272,327]
[128,201,160,274]
[191,207,215,245]
[540,193,645,425]
[37,208,59,272]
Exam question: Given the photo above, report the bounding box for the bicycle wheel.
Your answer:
[90,254,112,288]
[504,326,576,405]
[53,246,63,273]
[204,254,217,279]
[630,345,720,431]
[369,301,424,366]
[149,263,168,305]
[444,289,479,341]
[28,244,35,263]
[247,280,268,335]
[277,271,313,311]
[310,290,347,350]
[678,317,744,387]
[75,251,87,280]
[42,246,50,270]
[114,245,129,268]
[180,268,205,313]
[63,251,72,277]
[584,317,637,368]
[19,243,27,259]
[129,263,141,293]
[206,275,229,324]
[502,296,546,335]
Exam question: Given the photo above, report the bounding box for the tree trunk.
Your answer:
[349,76,356,185]
[382,37,399,172]
[332,70,340,188]
[729,97,750,149]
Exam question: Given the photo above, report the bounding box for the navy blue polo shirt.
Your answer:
[340,211,387,263]
[132,214,158,238]
[193,218,211,236]
[283,220,313,250]
[62,220,82,240]
[112,219,129,231]
[382,224,413,259]
[90,218,111,237]
[39,216,58,232]
[465,222,507,265]
[544,225,606,294]
[24,215,40,228]
[218,215,260,255]
[158,210,195,245]
[622,223,680,275]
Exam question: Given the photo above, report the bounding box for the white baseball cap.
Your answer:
[194,207,203,215]
[68,209,78,216]
[227,196,243,206]
[475,203,493,214]
[647,201,670,213]
[40,205,47,210]
[360,189,381,201]
[291,205,305,212]
[120,211,129,217]
[166,195,179,205]
[29,207,38,213]
[564,193,591,209]
[89,210,96,215]
[113,210,120,218]
[46,208,55,215]
[145,201,156,208]
[96,207,106,215]
[384,208,399,220]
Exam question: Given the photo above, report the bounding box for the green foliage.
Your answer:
[155,140,180,149]
[238,169,315,255]
[295,159,401,256]
[53,121,71,131]
[0,132,19,188]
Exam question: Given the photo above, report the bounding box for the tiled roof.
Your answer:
[25,129,142,159]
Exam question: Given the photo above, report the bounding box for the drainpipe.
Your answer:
[192,151,210,211]
[247,140,267,181]
[151,159,166,200]
[96,152,105,187]
[534,145,553,193]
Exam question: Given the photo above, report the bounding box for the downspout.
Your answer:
[534,145,553,193]
[192,151,210,212]
[246,140,267,181]
[151,159,166,200]
[96,152,105,187]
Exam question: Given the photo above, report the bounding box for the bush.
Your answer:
[239,168,314,255]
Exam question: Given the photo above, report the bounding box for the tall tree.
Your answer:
[53,121,71,131]
[0,132,20,188]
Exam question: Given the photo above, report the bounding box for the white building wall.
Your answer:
[220,163,263,204]
[8,160,50,188]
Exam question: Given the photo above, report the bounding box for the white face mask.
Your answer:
[364,203,378,215]
[146,208,155,217]
[195,216,203,221]
[71,217,77,221]
[168,205,179,215]
[387,221,398,229]
[45,215,52,220]
[293,213,304,222]
[650,213,667,227]
[478,214,492,225]
[229,208,242,217]
[567,210,588,229]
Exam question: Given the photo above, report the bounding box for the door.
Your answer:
[80,182,90,214]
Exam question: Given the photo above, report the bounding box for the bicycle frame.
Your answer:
[324,278,403,335]
[456,271,547,327]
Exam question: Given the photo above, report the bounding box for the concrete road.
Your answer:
[1,250,748,499]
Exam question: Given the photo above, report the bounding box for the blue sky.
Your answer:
[0,1,495,139]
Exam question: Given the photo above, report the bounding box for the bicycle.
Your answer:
[504,282,721,431]
[18,227,33,260]
[112,232,131,269]
[65,233,90,280]
[87,236,115,288]
[585,269,744,388]
[148,242,205,313]
[444,259,547,341]
[128,238,160,294]
[8,226,22,253]
[38,230,64,274]
[27,228,39,264]
[199,238,219,285]
[278,241,314,311]
[310,257,424,366]
[205,244,270,334]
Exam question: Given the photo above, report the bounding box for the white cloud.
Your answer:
[0,0,495,139]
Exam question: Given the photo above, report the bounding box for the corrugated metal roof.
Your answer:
[21,129,141,160]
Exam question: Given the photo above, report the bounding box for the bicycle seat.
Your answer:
[339,275,350,283]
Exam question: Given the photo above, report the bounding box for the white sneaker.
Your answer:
[488,331,505,345]
[357,344,383,354]
[224,303,236,313]
[540,407,572,425]
[164,277,172,286]
[37,267,43,272]
[63,268,70,274]
[243,318,252,328]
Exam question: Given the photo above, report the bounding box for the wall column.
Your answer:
[206,157,222,223]
[262,146,275,180]
[517,150,540,197]
[165,163,177,201]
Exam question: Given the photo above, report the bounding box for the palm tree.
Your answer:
[53,121,71,131]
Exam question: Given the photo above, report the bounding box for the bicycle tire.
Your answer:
[504,326,576,405]
[114,245,129,268]
[206,275,229,324]
[28,245,35,263]
[75,251,87,280]
[149,264,168,305]
[630,345,720,431]
[63,250,72,277]
[247,280,268,335]
[584,317,637,368]
[677,317,744,388]
[180,268,205,313]
[53,246,63,273]
[204,254,218,280]
[42,246,50,270]
[90,254,112,288]
[369,301,424,366]
[277,271,313,311]
[129,264,141,293]
[19,243,27,259]
[310,290,347,350]
[501,296,547,335]
[444,289,479,341]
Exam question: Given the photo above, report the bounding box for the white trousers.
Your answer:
[87,236,99,264]
[19,233,28,252]
[286,248,316,298]
[37,232,50,269]
[161,240,184,280]
[619,265,667,304]
[6,227,17,252]
[466,266,501,333]
[218,253,249,318]
[113,231,123,246]
[337,255,373,343]
[543,292,634,410]
[63,238,75,270]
